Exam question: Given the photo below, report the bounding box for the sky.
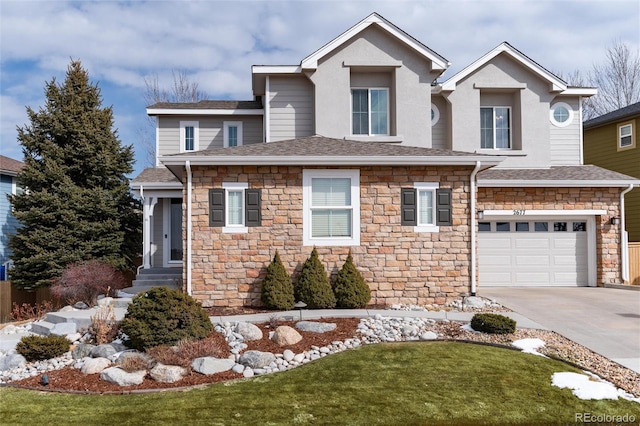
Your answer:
[1,0,639,177]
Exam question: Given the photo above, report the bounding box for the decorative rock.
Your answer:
[100,367,146,386]
[1,325,17,334]
[59,306,75,312]
[50,322,77,336]
[90,344,117,359]
[295,321,337,333]
[150,363,188,383]
[235,322,263,341]
[238,351,276,369]
[0,354,26,371]
[115,351,148,365]
[419,331,438,341]
[283,349,295,362]
[81,357,111,374]
[73,302,89,310]
[243,368,254,378]
[72,343,95,360]
[463,296,486,309]
[293,353,306,363]
[191,357,235,375]
[232,364,245,374]
[66,333,82,343]
[97,297,113,307]
[271,326,302,346]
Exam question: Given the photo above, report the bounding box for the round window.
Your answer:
[550,102,573,127]
[431,103,440,126]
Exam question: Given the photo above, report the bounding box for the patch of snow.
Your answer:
[460,324,476,332]
[513,338,547,357]
[552,372,640,403]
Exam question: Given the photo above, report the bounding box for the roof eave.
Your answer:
[147,108,264,116]
[130,181,183,190]
[478,179,640,188]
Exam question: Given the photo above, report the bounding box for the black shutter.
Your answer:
[401,188,417,226]
[436,188,452,226]
[245,189,261,227]
[209,189,225,227]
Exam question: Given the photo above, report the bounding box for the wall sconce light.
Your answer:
[478,211,484,220]
[610,217,620,225]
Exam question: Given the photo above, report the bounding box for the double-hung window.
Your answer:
[618,122,634,150]
[401,183,452,232]
[180,121,199,152]
[209,183,261,233]
[352,88,389,135]
[224,121,243,147]
[303,169,360,246]
[480,107,511,149]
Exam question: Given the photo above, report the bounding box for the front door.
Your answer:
[163,198,183,266]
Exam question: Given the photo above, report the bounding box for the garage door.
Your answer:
[478,220,589,286]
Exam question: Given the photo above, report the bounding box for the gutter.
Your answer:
[186,161,193,295]
[470,161,481,296]
[620,184,634,282]
[138,184,145,275]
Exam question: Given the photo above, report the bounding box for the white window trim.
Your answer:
[302,169,360,246]
[222,182,248,233]
[550,102,574,127]
[224,121,243,148]
[618,122,635,150]
[414,182,440,233]
[480,106,512,150]
[180,121,199,152]
[431,103,440,127]
[351,87,390,136]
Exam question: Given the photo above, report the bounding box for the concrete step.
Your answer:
[30,320,55,335]
[137,268,182,276]
[120,283,181,296]
[131,278,181,287]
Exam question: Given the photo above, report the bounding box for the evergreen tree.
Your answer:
[261,251,295,310]
[333,251,371,308]
[295,247,336,309]
[9,60,141,290]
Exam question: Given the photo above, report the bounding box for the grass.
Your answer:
[1,342,638,425]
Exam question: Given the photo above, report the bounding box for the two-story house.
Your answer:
[131,13,639,308]
[0,155,24,280]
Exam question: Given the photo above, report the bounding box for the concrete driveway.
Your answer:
[479,287,640,373]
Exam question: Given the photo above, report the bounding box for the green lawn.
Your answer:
[1,342,638,425]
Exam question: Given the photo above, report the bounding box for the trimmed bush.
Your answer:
[51,260,126,307]
[470,313,516,334]
[119,287,213,351]
[295,247,336,309]
[261,251,295,310]
[333,251,371,308]
[16,334,70,362]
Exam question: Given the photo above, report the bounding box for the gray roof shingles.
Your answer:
[584,102,640,129]
[478,165,638,182]
[147,100,263,110]
[132,166,181,184]
[0,155,24,174]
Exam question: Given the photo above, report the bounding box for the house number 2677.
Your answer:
[513,210,526,215]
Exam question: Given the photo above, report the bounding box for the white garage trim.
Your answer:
[480,209,606,217]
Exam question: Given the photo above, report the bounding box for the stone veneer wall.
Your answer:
[477,187,622,285]
[188,165,475,308]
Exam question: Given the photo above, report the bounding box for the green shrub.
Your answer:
[261,251,295,310]
[333,251,371,308]
[470,313,516,334]
[16,334,70,361]
[119,287,213,351]
[295,247,336,309]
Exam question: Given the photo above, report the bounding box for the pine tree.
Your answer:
[261,251,295,310]
[295,247,336,309]
[333,251,371,308]
[8,60,141,290]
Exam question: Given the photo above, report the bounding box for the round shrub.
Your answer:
[51,260,126,307]
[16,334,70,361]
[295,247,336,309]
[470,313,516,334]
[261,251,295,310]
[333,251,371,308]
[119,287,213,351]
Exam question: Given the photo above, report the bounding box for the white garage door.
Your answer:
[478,219,589,286]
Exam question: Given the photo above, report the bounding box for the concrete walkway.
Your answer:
[479,287,640,374]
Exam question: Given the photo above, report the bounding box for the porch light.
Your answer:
[610,217,620,225]
[478,211,484,220]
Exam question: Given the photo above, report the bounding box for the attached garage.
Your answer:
[478,215,597,287]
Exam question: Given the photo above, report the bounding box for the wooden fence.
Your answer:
[0,282,53,323]
[629,242,640,286]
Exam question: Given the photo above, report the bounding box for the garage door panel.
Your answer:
[479,255,512,266]
[515,255,549,266]
[479,238,513,249]
[514,238,550,249]
[515,272,551,284]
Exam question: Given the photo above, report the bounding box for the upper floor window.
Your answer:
[480,107,511,149]
[352,88,389,136]
[550,102,574,127]
[618,122,635,150]
[224,121,243,148]
[180,121,199,152]
[431,103,440,127]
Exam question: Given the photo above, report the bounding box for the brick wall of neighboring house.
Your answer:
[477,187,622,285]
[188,165,475,308]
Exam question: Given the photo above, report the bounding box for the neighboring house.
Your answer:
[132,13,639,308]
[0,155,24,280]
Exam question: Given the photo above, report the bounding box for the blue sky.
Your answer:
[1,0,639,177]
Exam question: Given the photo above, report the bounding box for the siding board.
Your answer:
[269,76,314,141]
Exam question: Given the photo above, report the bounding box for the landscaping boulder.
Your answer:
[149,363,188,383]
[72,343,95,360]
[235,322,263,341]
[191,357,235,375]
[419,331,438,341]
[295,321,336,333]
[463,296,486,309]
[97,297,113,307]
[81,357,111,374]
[238,350,276,369]
[0,354,26,371]
[90,344,117,359]
[50,322,77,336]
[271,326,302,346]
[100,367,146,386]
[283,349,295,362]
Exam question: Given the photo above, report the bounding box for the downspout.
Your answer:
[138,184,145,275]
[186,161,193,295]
[620,184,634,282]
[470,161,481,296]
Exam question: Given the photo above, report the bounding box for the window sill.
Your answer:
[475,149,526,157]
[414,225,440,233]
[303,237,360,247]
[222,226,248,234]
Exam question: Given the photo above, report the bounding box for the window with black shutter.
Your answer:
[435,188,452,226]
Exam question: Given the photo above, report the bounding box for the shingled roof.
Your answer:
[147,100,263,111]
[584,102,640,129]
[0,155,24,175]
[478,165,639,186]
[131,166,182,189]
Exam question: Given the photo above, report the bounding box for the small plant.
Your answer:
[470,313,516,334]
[116,353,153,372]
[9,301,54,322]
[51,260,126,307]
[261,251,295,310]
[119,287,213,351]
[333,251,371,308]
[89,305,119,344]
[295,247,336,309]
[16,334,70,361]
[146,334,227,368]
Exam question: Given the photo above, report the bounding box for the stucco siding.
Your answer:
[268,76,314,142]
[550,97,582,166]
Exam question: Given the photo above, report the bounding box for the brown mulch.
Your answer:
[11,318,361,394]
